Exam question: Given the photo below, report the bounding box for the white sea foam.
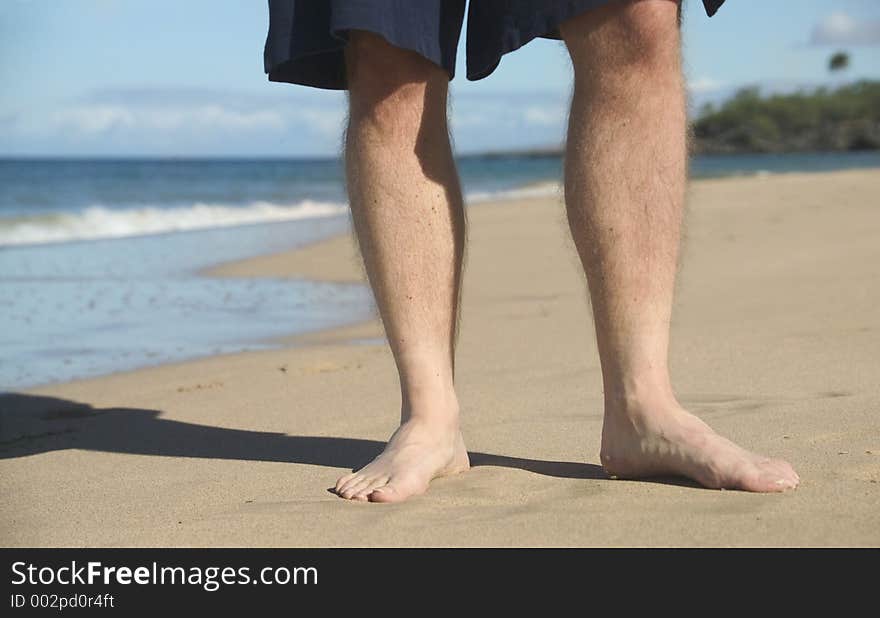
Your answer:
[0,182,563,248]
[0,199,349,247]
[467,181,560,203]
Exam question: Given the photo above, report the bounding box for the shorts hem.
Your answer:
[266,14,456,90]
[465,0,610,82]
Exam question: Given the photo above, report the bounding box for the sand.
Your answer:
[2,169,879,547]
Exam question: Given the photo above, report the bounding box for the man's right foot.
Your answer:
[600,395,800,492]
[334,416,469,503]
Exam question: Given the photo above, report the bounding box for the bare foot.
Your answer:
[334,418,469,503]
[600,397,799,492]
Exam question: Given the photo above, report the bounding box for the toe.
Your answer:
[778,460,799,484]
[753,469,798,492]
[767,460,799,488]
[335,472,357,494]
[337,475,367,499]
[344,478,375,500]
[368,485,400,503]
[369,477,424,503]
[355,477,390,501]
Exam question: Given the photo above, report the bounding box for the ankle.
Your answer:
[401,388,460,426]
[602,376,678,419]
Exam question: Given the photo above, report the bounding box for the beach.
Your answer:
[2,168,879,546]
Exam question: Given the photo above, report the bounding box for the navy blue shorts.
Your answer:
[265,0,726,90]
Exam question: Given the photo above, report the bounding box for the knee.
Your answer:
[562,0,681,78]
[345,31,446,134]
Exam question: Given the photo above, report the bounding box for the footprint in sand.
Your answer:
[176,381,223,393]
[302,361,346,374]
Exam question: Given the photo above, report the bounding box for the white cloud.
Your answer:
[192,106,287,131]
[2,105,132,136]
[451,93,568,130]
[687,77,726,95]
[54,105,135,133]
[0,86,575,155]
[296,108,346,136]
[810,12,880,46]
[5,101,338,138]
[42,105,288,135]
[450,110,491,128]
[0,86,351,155]
[523,105,564,126]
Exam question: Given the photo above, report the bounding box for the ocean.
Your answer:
[2,151,879,390]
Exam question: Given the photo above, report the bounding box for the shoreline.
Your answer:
[7,168,857,393]
[5,165,876,391]
[2,169,879,546]
[5,151,880,250]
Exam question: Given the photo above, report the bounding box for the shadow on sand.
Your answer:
[0,393,614,482]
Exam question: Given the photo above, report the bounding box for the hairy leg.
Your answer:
[561,1,798,491]
[334,31,469,503]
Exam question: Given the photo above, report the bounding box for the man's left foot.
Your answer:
[334,416,469,503]
[600,396,800,492]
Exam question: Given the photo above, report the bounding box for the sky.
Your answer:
[1,0,879,157]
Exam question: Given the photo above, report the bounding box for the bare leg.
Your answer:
[561,1,798,491]
[333,32,469,502]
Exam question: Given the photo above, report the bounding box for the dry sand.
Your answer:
[2,169,878,547]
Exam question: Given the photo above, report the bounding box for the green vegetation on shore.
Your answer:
[692,80,880,154]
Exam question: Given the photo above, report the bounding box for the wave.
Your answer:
[0,182,562,248]
[0,200,348,247]
[467,181,560,203]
